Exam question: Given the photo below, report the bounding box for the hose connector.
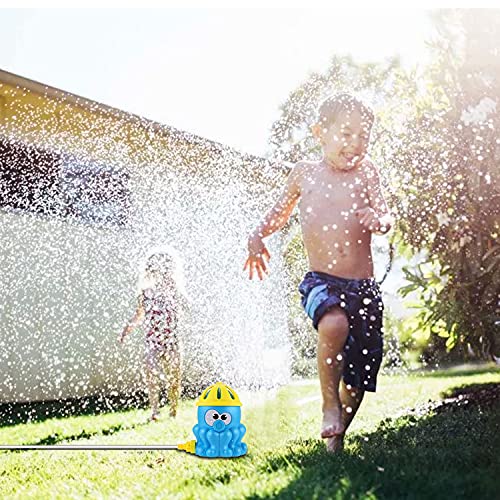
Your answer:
[177,440,196,454]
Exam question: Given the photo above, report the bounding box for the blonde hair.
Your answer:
[137,245,187,298]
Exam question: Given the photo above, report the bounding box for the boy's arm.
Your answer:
[358,159,393,235]
[244,162,303,280]
[251,162,303,238]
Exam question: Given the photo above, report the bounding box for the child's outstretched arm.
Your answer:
[356,159,393,235]
[244,162,303,280]
[119,299,145,343]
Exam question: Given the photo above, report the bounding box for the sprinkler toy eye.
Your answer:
[204,409,221,426]
[220,412,232,425]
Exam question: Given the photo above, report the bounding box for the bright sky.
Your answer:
[0,8,432,156]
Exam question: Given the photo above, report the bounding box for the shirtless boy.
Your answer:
[244,93,393,453]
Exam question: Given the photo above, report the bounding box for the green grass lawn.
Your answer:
[1,366,499,499]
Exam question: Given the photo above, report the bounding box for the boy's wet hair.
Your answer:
[317,93,374,129]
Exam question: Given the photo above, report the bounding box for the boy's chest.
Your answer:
[300,173,369,212]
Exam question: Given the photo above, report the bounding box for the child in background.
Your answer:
[120,248,187,421]
[244,93,393,452]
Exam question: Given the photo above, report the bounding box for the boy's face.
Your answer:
[314,108,372,171]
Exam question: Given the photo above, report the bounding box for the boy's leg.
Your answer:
[317,306,349,437]
[327,381,365,453]
[340,381,365,432]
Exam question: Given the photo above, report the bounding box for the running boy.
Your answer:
[244,93,393,453]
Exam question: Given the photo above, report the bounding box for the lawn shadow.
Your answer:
[0,390,152,428]
[16,419,154,447]
[440,381,500,402]
[411,363,499,379]
[249,383,500,500]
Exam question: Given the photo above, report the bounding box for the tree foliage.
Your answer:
[393,9,500,361]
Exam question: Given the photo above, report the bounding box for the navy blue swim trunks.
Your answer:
[299,271,384,392]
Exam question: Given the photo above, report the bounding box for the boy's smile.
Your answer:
[315,108,372,171]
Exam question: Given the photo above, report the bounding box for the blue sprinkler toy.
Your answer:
[190,381,247,457]
[0,382,247,459]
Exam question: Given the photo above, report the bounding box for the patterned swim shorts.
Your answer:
[299,271,384,392]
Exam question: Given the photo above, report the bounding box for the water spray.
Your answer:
[0,382,248,459]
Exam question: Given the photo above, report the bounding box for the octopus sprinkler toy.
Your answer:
[190,381,247,457]
[0,381,248,459]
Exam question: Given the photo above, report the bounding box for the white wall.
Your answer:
[0,156,291,402]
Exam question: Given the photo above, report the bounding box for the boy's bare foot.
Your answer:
[150,412,161,421]
[321,405,344,438]
[169,407,177,418]
[326,434,345,454]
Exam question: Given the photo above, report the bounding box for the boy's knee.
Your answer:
[318,308,349,338]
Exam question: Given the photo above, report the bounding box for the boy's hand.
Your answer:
[355,207,381,232]
[244,235,271,280]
